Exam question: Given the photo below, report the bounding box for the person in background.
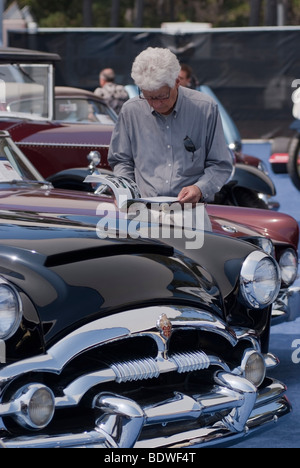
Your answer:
[178,64,199,89]
[108,47,232,230]
[94,68,129,114]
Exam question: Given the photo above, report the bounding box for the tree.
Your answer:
[110,0,120,27]
[82,0,93,27]
[265,0,278,25]
[5,0,300,28]
[134,0,144,27]
[249,0,262,25]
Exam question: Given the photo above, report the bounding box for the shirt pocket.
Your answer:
[181,146,205,177]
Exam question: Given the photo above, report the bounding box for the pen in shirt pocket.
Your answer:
[184,136,196,161]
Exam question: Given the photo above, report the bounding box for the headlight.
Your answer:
[242,237,274,256]
[240,251,281,309]
[12,384,55,430]
[240,350,266,387]
[0,280,22,340]
[279,248,298,287]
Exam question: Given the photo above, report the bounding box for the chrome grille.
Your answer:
[111,357,160,383]
[169,350,210,373]
[109,350,211,383]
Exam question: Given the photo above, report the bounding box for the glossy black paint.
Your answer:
[0,212,268,362]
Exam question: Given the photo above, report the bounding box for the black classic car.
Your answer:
[0,208,290,448]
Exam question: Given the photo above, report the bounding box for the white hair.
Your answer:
[131,47,181,91]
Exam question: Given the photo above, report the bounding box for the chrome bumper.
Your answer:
[0,305,292,449]
[272,285,300,324]
[0,374,290,449]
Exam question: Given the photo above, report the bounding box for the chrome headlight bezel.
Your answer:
[240,349,266,387]
[279,248,298,287]
[0,278,23,340]
[12,384,55,430]
[242,236,275,257]
[240,250,281,309]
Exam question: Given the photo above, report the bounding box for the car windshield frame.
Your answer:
[0,63,54,120]
[0,131,46,185]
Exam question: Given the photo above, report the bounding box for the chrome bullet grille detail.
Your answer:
[111,357,160,383]
[169,350,210,373]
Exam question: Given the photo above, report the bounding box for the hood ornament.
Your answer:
[156,313,172,339]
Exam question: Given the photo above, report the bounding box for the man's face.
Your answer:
[141,81,179,115]
[178,70,191,88]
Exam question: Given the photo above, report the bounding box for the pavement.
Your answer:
[232,141,300,448]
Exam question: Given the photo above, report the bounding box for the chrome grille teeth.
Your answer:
[111,358,160,383]
[110,350,211,383]
[169,350,210,373]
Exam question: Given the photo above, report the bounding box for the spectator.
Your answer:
[94,68,129,114]
[108,48,232,230]
[178,64,199,89]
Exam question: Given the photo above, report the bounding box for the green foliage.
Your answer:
[4,0,300,28]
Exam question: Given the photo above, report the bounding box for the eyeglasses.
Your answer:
[139,89,171,101]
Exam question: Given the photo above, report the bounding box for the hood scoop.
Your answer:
[45,240,174,267]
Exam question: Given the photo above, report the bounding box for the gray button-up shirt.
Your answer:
[108,86,233,201]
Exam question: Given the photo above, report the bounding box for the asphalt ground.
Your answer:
[232,142,300,448]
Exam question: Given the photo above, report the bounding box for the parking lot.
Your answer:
[233,142,300,448]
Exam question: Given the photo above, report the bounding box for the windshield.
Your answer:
[0,134,45,184]
[0,63,53,120]
[55,97,116,124]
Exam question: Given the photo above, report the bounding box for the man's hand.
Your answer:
[177,185,203,204]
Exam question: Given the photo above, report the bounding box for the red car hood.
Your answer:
[0,120,112,146]
[208,204,299,250]
[0,186,298,250]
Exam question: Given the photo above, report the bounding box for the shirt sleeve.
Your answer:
[108,111,136,182]
[194,104,233,202]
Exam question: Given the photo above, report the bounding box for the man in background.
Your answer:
[94,68,129,114]
[178,64,199,89]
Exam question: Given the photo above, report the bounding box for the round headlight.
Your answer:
[13,384,55,430]
[279,248,298,287]
[0,281,22,339]
[241,350,266,387]
[243,237,274,256]
[240,251,281,309]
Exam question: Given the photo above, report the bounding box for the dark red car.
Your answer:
[0,48,112,180]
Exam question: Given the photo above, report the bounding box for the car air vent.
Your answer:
[45,242,174,267]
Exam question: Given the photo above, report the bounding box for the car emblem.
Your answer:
[157,313,172,339]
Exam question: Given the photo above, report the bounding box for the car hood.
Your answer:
[208,204,299,250]
[0,210,232,346]
[0,120,112,146]
[0,186,297,250]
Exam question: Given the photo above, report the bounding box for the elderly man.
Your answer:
[108,47,232,228]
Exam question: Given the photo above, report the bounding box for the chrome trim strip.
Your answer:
[17,142,109,149]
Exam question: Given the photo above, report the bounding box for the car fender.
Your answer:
[232,164,276,196]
